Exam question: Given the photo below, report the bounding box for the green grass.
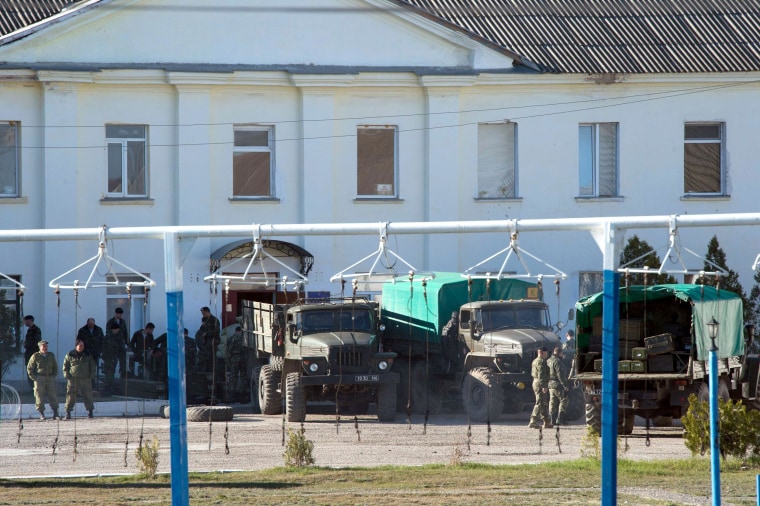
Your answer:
[0,459,757,505]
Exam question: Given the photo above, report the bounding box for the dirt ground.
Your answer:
[0,401,692,479]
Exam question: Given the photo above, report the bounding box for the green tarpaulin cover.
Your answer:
[575,284,744,361]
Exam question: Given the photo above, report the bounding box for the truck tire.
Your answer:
[462,367,503,423]
[376,383,397,422]
[186,405,234,422]
[564,386,585,422]
[411,361,443,415]
[285,372,306,423]
[250,366,262,414]
[585,402,601,434]
[259,365,282,415]
[269,355,284,372]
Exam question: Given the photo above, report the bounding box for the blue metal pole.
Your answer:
[756,474,759,506]
[164,232,189,506]
[601,269,620,506]
[709,335,721,506]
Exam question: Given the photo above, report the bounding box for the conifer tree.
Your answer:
[703,235,751,321]
[619,235,677,286]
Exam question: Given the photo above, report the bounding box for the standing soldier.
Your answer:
[105,307,129,381]
[22,315,42,388]
[547,346,570,426]
[62,339,96,419]
[26,340,60,420]
[101,322,123,394]
[196,307,220,372]
[77,317,104,389]
[528,346,552,429]
[184,328,196,372]
[225,326,247,400]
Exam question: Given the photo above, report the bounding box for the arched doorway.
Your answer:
[209,239,314,327]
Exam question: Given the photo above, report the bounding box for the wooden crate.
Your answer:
[619,360,632,373]
[645,333,675,355]
[631,360,646,373]
[594,359,603,373]
[632,347,647,360]
[592,317,643,342]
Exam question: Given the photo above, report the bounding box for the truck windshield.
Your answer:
[300,309,373,333]
[480,307,550,331]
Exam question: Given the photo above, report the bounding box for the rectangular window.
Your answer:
[357,126,397,198]
[233,126,274,197]
[0,122,19,197]
[0,274,22,349]
[579,123,618,197]
[106,125,147,197]
[107,274,149,333]
[684,123,723,194]
[477,122,516,199]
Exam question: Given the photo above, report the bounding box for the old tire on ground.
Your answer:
[160,404,170,418]
[250,366,262,414]
[564,386,585,422]
[186,405,233,422]
[502,384,525,414]
[585,402,601,434]
[259,365,282,415]
[285,372,306,423]
[462,367,503,423]
[410,360,443,415]
[376,383,397,422]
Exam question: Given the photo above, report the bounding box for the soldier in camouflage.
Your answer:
[62,339,96,419]
[528,346,552,429]
[26,340,60,420]
[23,315,42,388]
[196,307,221,372]
[547,346,570,425]
[225,326,247,399]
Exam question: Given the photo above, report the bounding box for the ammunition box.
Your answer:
[619,360,632,373]
[645,333,675,355]
[632,347,647,360]
[631,360,646,373]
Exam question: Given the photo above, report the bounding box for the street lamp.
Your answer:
[706,316,721,506]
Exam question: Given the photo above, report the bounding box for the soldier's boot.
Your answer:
[53,409,60,420]
[65,411,72,420]
[527,418,541,429]
[38,410,46,420]
[543,419,553,429]
[88,410,94,419]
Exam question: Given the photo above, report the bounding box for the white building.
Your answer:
[0,0,759,361]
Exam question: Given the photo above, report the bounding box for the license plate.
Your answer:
[589,389,602,395]
[355,374,379,382]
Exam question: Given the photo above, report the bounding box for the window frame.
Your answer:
[578,122,618,198]
[356,125,398,199]
[232,124,276,199]
[476,121,517,200]
[0,121,20,198]
[683,122,725,196]
[105,124,148,198]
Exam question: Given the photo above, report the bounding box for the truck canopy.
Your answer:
[575,284,744,361]
[381,272,536,344]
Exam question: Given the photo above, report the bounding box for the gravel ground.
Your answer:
[0,402,693,479]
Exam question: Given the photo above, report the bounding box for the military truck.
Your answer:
[381,273,581,422]
[574,284,760,434]
[242,298,399,422]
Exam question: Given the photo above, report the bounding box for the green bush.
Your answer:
[682,393,760,462]
[135,435,160,478]
[283,425,315,468]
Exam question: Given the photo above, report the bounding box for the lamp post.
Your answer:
[706,316,721,506]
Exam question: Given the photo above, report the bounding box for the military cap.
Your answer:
[38,340,48,346]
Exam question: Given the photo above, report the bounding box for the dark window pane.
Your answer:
[684,143,721,193]
[106,125,145,139]
[357,128,394,196]
[234,130,269,147]
[0,123,18,195]
[233,152,271,196]
[108,143,123,193]
[126,141,146,195]
[685,124,721,141]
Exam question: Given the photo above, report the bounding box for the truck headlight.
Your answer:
[377,360,389,371]
[308,362,319,373]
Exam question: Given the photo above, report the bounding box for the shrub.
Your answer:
[283,425,315,468]
[135,435,160,478]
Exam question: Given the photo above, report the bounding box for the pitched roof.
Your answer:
[0,0,81,35]
[397,0,760,73]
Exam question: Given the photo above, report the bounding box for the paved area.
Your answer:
[0,400,693,479]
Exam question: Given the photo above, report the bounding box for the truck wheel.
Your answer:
[585,402,601,434]
[411,361,443,415]
[462,367,503,423]
[564,386,585,422]
[250,366,262,414]
[269,355,284,372]
[376,383,397,422]
[285,372,306,423]
[259,365,282,415]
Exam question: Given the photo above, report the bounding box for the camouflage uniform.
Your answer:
[528,349,552,428]
[76,321,104,363]
[23,320,42,387]
[63,344,96,417]
[102,325,126,391]
[105,315,129,380]
[26,346,60,419]
[196,310,220,372]
[225,329,247,396]
[547,348,570,425]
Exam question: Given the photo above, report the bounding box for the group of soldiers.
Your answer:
[528,331,573,429]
